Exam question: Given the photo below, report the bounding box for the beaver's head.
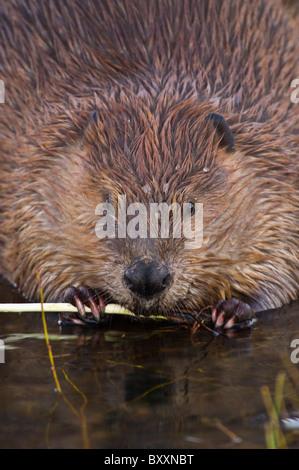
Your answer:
[61,99,252,317]
[28,96,274,316]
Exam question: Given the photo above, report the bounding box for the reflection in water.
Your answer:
[1,275,299,449]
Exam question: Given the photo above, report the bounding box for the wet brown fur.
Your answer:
[0,0,298,316]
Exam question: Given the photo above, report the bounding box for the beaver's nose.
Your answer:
[124,260,172,298]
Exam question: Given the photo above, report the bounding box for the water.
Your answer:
[1,275,299,449]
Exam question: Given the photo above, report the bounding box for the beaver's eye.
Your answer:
[187,202,196,216]
[104,194,111,204]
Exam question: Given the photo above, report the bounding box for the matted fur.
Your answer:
[0,0,298,316]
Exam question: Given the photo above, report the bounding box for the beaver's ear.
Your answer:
[207,112,235,152]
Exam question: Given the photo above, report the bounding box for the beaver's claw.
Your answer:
[211,298,255,333]
[62,286,105,325]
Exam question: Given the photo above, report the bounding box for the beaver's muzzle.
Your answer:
[123,259,173,299]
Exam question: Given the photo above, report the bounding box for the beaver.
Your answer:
[0,0,298,331]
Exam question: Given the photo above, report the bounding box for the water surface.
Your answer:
[1,275,299,449]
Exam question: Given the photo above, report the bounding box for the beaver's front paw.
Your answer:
[211,298,255,333]
[61,286,105,325]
